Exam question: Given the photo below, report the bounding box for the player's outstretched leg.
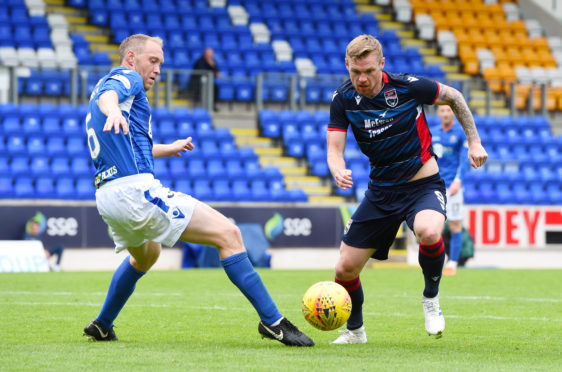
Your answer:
[332,277,367,344]
[83,255,145,341]
[221,251,314,346]
[419,238,446,337]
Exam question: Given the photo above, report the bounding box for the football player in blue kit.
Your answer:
[327,35,488,343]
[83,34,313,346]
[432,105,468,276]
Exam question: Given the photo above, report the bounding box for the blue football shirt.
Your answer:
[431,122,468,188]
[85,66,154,187]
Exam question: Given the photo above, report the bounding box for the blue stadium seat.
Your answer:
[3,117,22,135]
[27,136,45,155]
[76,178,96,199]
[23,115,42,135]
[225,159,245,180]
[67,138,86,155]
[7,136,26,155]
[0,176,13,197]
[286,139,305,157]
[10,156,29,176]
[269,179,288,201]
[231,179,250,201]
[193,179,213,200]
[250,179,269,201]
[14,177,34,198]
[46,137,66,156]
[51,157,70,175]
[30,156,50,176]
[211,179,232,201]
[36,176,55,198]
[55,177,75,199]
[174,179,191,194]
[164,158,182,178]
[186,158,206,178]
[207,159,225,178]
[71,156,93,177]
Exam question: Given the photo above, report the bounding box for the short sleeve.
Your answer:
[407,75,440,105]
[328,90,349,132]
[99,70,144,103]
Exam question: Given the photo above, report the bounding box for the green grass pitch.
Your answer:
[0,267,560,371]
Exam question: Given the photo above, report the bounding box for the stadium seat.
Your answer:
[0,176,13,197]
[36,176,55,198]
[76,178,96,199]
[55,177,75,199]
[10,156,30,176]
[193,179,213,201]
[30,156,50,176]
[212,179,232,201]
[14,177,34,198]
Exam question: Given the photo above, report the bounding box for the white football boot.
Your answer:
[422,294,445,338]
[332,325,367,344]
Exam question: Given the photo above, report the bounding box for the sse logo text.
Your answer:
[283,218,312,236]
[47,217,78,236]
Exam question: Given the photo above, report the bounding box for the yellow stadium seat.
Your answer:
[463,58,479,75]
[483,67,503,92]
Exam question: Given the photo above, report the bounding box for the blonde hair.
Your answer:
[345,34,383,62]
[119,34,164,63]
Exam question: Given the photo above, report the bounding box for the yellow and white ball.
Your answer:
[302,281,352,331]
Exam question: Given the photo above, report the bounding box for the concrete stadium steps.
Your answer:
[469,90,511,116]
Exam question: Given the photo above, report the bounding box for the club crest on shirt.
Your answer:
[384,88,398,107]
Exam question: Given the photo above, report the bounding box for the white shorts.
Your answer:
[95,174,197,253]
[446,188,464,221]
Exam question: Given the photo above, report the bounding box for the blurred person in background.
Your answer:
[187,47,220,111]
[23,212,64,272]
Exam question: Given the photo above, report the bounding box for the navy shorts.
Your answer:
[342,174,446,260]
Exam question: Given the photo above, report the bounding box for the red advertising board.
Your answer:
[466,206,562,248]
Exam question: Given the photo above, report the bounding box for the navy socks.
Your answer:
[96,256,145,331]
[419,237,446,298]
[336,276,364,330]
[221,251,282,325]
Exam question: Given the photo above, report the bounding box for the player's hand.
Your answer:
[334,169,353,190]
[170,137,195,157]
[449,179,461,196]
[103,112,129,135]
[468,142,488,169]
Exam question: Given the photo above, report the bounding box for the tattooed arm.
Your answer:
[434,83,488,168]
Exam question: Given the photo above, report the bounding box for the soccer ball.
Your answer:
[302,281,352,331]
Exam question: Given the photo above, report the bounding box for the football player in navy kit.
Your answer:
[327,35,487,343]
[83,34,313,347]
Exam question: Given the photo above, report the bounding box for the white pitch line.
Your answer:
[0,291,183,297]
[1,302,560,322]
[1,291,561,303]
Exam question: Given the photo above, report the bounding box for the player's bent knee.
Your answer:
[335,260,360,281]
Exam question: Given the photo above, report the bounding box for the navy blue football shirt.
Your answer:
[329,71,440,186]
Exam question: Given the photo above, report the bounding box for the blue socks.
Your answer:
[336,276,363,330]
[96,256,145,331]
[449,231,462,263]
[221,251,282,325]
[419,237,446,298]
